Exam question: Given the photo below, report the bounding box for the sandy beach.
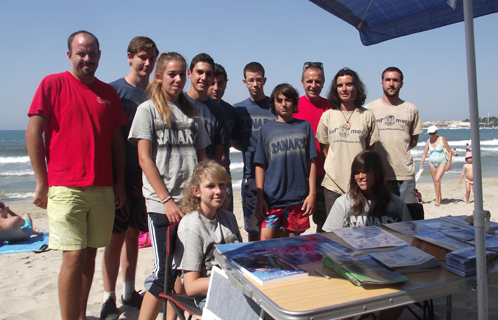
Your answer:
[1,178,497,319]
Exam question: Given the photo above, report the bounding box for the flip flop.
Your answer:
[33,244,50,253]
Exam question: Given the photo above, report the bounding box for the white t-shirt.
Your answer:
[322,193,412,231]
[316,107,380,194]
[365,98,423,180]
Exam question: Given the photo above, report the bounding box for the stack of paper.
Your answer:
[445,247,496,277]
[322,251,409,287]
[368,245,441,273]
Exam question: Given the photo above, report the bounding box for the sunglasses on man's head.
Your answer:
[303,62,324,72]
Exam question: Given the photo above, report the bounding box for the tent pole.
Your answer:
[463,0,488,319]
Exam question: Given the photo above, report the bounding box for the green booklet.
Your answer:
[323,251,409,287]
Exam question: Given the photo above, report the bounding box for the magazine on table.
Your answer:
[218,233,354,266]
[441,215,498,234]
[332,226,408,250]
[322,250,409,287]
[367,245,441,273]
[232,253,308,285]
[384,221,436,237]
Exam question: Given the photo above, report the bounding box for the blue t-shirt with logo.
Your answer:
[233,97,275,179]
[254,119,317,208]
[187,95,228,160]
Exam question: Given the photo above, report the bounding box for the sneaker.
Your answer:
[121,290,143,309]
[100,297,120,320]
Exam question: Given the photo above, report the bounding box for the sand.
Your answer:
[1,178,497,319]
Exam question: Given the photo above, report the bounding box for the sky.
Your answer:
[1,0,497,130]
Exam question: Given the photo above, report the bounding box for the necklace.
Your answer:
[340,108,355,130]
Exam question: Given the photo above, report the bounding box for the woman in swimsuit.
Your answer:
[420,126,452,206]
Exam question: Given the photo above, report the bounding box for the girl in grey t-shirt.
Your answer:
[128,52,210,319]
[323,150,411,231]
[175,160,242,311]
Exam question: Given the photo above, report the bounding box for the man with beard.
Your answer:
[25,30,128,320]
[365,67,423,204]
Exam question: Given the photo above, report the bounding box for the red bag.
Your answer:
[138,231,151,248]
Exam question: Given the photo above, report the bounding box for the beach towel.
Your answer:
[0,233,49,254]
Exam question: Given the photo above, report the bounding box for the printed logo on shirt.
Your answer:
[97,97,111,105]
[349,215,399,227]
[240,116,273,132]
[157,128,197,145]
[376,115,408,126]
[271,137,307,154]
[328,126,365,138]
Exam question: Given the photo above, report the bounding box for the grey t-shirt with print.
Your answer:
[128,100,210,214]
[174,209,242,277]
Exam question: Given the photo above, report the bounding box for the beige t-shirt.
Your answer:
[316,107,380,194]
[365,98,423,181]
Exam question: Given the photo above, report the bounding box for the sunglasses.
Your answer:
[303,62,324,72]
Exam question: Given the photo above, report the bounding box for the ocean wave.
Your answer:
[418,139,498,147]
[0,156,30,164]
[1,192,35,199]
[229,162,244,170]
[0,170,34,176]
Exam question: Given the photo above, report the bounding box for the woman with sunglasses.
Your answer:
[419,125,452,206]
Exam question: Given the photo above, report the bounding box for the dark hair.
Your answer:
[214,63,227,81]
[67,30,99,52]
[327,68,367,110]
[269,84,299,115]
[243,62,265,78]
[382,67,404,82]
[127,36,159,58]
[349,151,391,217]
[189,53,214,72]
[0,202,5,210]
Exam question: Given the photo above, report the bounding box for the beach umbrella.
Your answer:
[308,0,498,318]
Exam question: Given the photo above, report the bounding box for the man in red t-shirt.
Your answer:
[294,62,330,232]
[25,30,128,320]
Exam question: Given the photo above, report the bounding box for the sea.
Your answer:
[1,128,498,202]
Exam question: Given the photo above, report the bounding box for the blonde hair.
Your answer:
[180,159,231,214]
[146,52,198,126]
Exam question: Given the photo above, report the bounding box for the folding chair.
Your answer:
[158,222,202,320]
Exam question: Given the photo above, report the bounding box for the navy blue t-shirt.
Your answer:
[219,99,238,174]
[187,95,228,160]
[110,77,148,186]
[233,97,275,179]
[254,119,317,208]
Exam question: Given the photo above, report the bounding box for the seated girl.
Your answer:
[174,159,242,311]
[323,150,411,231]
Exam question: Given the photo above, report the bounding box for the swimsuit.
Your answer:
[428,138,447,169]
[466,179,474,185]
[21,218,32,237]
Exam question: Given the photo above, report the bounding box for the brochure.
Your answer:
[333,226,408,249]
[367,245,441,273]
[445,247,496,277]
[232,253,308,285]
[322,250,409,287]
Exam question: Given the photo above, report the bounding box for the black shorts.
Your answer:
[112,184,148,233]
[312,175,327,227]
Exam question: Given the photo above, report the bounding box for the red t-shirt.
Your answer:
[28,71,128,187]
[295,95,330,176]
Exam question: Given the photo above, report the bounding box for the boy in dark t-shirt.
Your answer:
[254,84,317,241]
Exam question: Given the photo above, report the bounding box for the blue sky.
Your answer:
[1,0,497,130]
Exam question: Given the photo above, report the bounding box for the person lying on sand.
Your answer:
[0,201,33,242]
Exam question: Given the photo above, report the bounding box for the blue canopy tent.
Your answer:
[309,0,498,318]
